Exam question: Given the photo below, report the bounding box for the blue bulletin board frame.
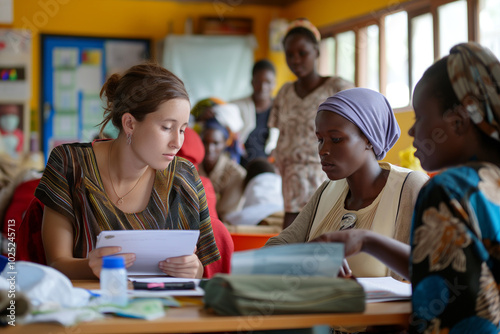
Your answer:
[40,34,150,161]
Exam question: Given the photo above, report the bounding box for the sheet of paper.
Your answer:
[53,47,78,68]
[129,277,204,297]
[105,40,148,75]
[0,0,13,24]
[96,230,200,276]
[356,277,411,303]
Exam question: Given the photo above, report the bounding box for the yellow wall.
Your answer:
[1,0,284,132]
[284,0,416,165]
[2,0,417,165]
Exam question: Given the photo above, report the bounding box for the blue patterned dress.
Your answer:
[410,162,500,333]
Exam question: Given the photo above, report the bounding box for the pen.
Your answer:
[132,281,196,291]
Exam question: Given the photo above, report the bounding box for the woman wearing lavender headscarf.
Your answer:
[312,43,500,334]
[266,88,429,279]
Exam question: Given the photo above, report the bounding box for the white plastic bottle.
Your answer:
[100,256,128,307]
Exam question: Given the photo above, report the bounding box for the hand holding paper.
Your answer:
[95,230,200,276]
[88,246,136,278]
[158,246,204,278]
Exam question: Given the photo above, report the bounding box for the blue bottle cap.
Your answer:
[102,256,125,269]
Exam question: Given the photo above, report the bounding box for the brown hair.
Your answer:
[99,62,189,136]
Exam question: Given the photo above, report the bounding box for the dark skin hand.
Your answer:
[311,229,411,280]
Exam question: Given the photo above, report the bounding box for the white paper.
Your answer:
[96,230,200,276]
[105,40,147,75]
[77,65,102,93]
[129,277,204,297]
[0,0,13,24]
[357,277,411,303]
[53,48,78,68]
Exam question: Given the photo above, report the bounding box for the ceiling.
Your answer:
[169,0,301,6]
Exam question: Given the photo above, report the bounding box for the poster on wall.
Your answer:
[41,35,150,160]
[0,103,24,158]
[0,29,31,159]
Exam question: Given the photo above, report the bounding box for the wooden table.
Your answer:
[5,280,411,334]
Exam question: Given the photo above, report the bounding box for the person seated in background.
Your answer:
[232,59,279,167]
[225,157,284,227]
[266,88,429,280]
[177,127,218,219]
[312,43,500,334]
[190,97,244,163]
[36,63,220,279]
[176,126,234,277]
[199,119,246,221]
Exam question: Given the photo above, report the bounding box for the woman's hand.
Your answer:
[88,246,136,278]
[311,229,368,258]
[338,259,353,278]
[159,248,204,278]
[311,229,411,280]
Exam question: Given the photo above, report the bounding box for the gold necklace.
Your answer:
[107,140,146,205]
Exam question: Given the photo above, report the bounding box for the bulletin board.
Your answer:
[0,29,31,159]
[41,35,150,161]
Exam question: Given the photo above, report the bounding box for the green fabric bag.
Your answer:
[202,274,366,316]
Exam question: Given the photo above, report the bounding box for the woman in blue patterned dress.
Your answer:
[312,42,500,333]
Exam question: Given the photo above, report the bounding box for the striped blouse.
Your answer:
[35,142,220,267]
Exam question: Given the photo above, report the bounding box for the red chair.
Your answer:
[0,178,45,263]
[203,216,234,278]
[13,179,232,277]
[17,196,46,264]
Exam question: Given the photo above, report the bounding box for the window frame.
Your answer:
[318,0,482,111]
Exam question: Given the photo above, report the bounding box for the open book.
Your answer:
[357,277,412,303]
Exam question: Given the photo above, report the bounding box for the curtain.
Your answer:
[162,35,257,106]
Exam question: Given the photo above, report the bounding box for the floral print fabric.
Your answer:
[410,162,500,333]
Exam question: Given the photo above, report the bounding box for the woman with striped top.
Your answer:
[36,63,220,279]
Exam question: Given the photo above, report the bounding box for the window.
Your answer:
[336,30,356,84]
[318,37,335,76]
[479,0,500,58]
[365,25,380,92]
[385,11,409,108]
[411,13,434,93]
[438,0,468,57]
[319,0,491,109]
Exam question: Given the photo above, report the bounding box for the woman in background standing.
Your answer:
[268,18,354,229]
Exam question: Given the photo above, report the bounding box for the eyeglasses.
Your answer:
[340,213,357,231]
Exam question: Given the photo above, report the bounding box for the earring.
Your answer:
[127,133,132,145]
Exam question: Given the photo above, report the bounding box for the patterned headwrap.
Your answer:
[318,88,400,160]
[285,18,321,42]
[447,42,500,141]
[190,97,226,120]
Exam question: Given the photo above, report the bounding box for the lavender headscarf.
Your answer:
[317,88,400,160]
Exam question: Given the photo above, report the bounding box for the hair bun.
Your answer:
[101,73,121,103]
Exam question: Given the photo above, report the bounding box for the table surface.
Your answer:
[5,280,412,334]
